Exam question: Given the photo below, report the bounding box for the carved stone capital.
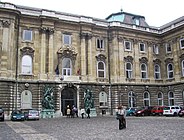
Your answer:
[2,20,10,28]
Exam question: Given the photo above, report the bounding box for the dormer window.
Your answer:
[135,19,140,26]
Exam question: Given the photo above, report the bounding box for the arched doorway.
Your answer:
[61,86,77,116]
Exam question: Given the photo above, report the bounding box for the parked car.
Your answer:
[151,106,165,116]
[163,106,182,116]
[0,108,4,121]
[135,106,154,116]
[178,109,184,117]
[11,110,25,121]
[24,109,39,120]
[126,107,138,116]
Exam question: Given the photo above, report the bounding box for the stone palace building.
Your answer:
[0,2,184,116]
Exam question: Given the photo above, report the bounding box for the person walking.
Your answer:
[66,105,71,118]
[117,106,126,130]
[80,108,85,119]
[86,108,90,119]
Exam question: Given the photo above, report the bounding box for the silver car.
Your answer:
[24,109,39,120]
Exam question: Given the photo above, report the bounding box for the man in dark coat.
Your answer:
[86,108,90,119]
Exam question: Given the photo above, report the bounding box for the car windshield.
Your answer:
[29,110,38,114]
[13,111,22,114]
[164,107,170,110]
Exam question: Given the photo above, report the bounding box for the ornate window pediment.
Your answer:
[153,59,161,64]
[20,47,35,57]
[96,54,106,61]
[165,58,173,64]
[124,56,133,63]
[57,47,77,61]
[139,57,148,64]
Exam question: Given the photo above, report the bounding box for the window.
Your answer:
[63,34,71,46]
[124,41,131,51]
[182,60,184,76]
[180,39,184,48]
[125,62,132,79]
[128,91,136,107]
[141,63,147,79]
[23,30,32,41]
[62,58,72,76]
[153,45,159,54]
[165,43,171,53]
[135,19,140,26]
[97,61,105,78]
[21,55,32,74]
[143,92,150,106]
[139,43,145,52]
[97,38,104,49]
[158,92,163,106]
[167,63,174,79]
[168,92,174,106]
[99,92,107,106]
[154,64,161,79]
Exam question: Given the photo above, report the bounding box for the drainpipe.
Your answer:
[15,14,20,110]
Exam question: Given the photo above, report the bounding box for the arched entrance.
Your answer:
[61,86,77,116]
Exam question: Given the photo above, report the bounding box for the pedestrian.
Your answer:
[80,108,85,119]
[116,105,126,130]
[86,108,90,119]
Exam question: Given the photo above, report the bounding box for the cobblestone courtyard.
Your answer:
[0,116,184,140]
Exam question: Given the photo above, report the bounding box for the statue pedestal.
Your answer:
[40,109,55,118]
[90,108,97,117]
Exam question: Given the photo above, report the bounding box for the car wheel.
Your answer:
[158,113,162,116]
[142,113,145,116]
[173,112,177,116]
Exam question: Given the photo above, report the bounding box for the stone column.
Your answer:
[0,20,10,77]
[40,27,47,79]
[80,33,87,80]
[134,39,139,81]
[87,34,92,81]
[48,28,54,76]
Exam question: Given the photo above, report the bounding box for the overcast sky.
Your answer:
[1,0,184,27]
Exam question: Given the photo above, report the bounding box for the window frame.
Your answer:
[182,60,184,76]
[97,61,106,78]
[63,34,71,46]
[139,43,146,52]
[143,91,150,106]
[157,92,163,106]
[167,63,174,79]
[165,43,172,53]
[99,92,107,107]
[23,30,32,41]
[62,58,72,76]
[168,91,175,106]
[96,38,104,49]
[154,64,161,80]
[140,63,148,79]
[180,38,184,49]
[124,41,132,51]
[21,55,32,75]
[125,62,133,79]
[153,45,159,54]
[128,91,136,107]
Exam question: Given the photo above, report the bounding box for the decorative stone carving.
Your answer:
[95,54,106,61]
[2,20,10,28]
[80,32,92,40]
[139,57,148,64]
[20,46,35,58]
[57,46,77,61]
[153,59,161,64]
[124,56,133,63]
[40,27,54,34]
[164,58,173,64]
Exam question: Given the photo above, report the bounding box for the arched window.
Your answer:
[21,55,32,74]
[62,58,72,76]
[158,92,163,106]
[99,92,107,106]
[182,60,184,76]
[141,63,147,79]
[128,91,136,107]
[97,61,105,78]
[167,63,174,79]
[143,92,150,106]
[154,64,161,79]
[168,91,174,106]
[126,62,132,79]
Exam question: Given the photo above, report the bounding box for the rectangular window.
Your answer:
[165,43,171,53]
[23,30,32,41]
[97,39,104,49]
[124,41,131,51]
[180,39,184,48]
[139,43,145,52]
[153,45,159,54]
[63,34,71,46]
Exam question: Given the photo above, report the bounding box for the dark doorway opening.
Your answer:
[61,86,77,116]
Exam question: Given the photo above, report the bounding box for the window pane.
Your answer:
[23,30,32,41]
[22,55,32,74]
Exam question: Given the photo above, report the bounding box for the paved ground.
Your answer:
[0,116,184,140]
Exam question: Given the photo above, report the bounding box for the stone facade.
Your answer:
[0,2,184,116]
